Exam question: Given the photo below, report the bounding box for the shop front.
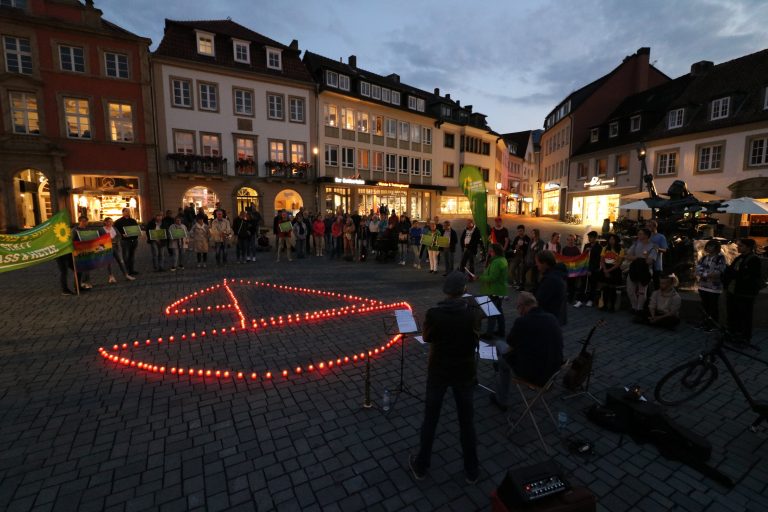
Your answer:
[71,175,143,222]
[570,178,633,227]
[13,169,52,229]
[317,177,443,220]
[541,183,561,216]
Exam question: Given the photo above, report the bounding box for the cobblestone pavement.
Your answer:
[0,242,766,512]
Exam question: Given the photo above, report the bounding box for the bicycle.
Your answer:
[654,314,768,432]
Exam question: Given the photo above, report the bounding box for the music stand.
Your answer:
[383,309,421,401]
[465,294,502,394]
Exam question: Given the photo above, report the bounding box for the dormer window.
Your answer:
[266,47,282,70]
[360,81,370,97]
[630,115,641,132]
[371,84,381,100]
[590,128,599,143]
[391,91,400,105]
[609,122,618,138]
[710,97,730,120]
[408,96,417,110]
[668,108,684,129]
[196,31,215,56]
[417,99,425,112]
[441,105,452,118]
[381,88,391,103]
[338,74,350,91]
[764,86,768,110]
[326,70,338,88]
[233,40,250,64]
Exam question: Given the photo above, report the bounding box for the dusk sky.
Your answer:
[99,0,768,134]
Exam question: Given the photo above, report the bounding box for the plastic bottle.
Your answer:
[557,411,568,432]
[382,389,391,412]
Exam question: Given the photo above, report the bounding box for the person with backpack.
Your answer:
[624,228,657,316]
[723,238,763,342]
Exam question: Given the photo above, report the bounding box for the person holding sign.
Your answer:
[474,243,508,339]
[113,208,140,275]
[275,211,293,262]
[423,221,441,273]
[103,217,135,282]
[167,215,188,271]
[145,213,167,272]
[72,215,101,289]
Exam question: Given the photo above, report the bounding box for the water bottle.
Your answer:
[557,411,568,432]
[382,389,391,412]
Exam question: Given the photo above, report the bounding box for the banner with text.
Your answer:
[0,211,74,273]
[459,165,488,245]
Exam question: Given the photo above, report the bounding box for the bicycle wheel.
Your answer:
[654,359,718,406]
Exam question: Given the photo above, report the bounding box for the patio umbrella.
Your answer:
[717,197,768,214]
[619,199,654,210]
[620,191,665,201]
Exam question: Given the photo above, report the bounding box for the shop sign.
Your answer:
[523,198,533,203]
[376,181,409,189]
[334,177,365,185]
[544,182,560,191]
[583,177,616,190]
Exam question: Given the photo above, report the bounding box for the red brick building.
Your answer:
[0,0,156,232]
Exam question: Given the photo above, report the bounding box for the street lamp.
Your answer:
[636,142,658,197]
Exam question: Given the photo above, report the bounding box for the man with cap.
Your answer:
[410,271,481,484]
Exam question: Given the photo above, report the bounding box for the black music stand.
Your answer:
[383,309,421,402]
[465,294,502,394]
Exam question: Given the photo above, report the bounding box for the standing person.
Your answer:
[312,214,325,256]
[232,211,252,264]
[145,213,166,272]
[409,220,423,268]
[275,211,293,262]
[475,243,509,339]
[368,214,380,254]
[324,212,334,254]
[459,220,482,274]
[102,217,135,282]
[210,209,233,266]
[167,215,188,271]
[190,215,210,267]
[397,214,412,266]
[574,231,603,308]
[489,217,510,257]
[247,208,262,262]
[522,228,545,291]
[507,225,530,287]
[545,232,562,253]
[648,219,668,289]
[489,292,563,411]
[424,221,441,273]
[330,215,344,259]
[293,212,308,259]
[343,217,356,261]
[183,202,196,228]
[560,234,581,304]
[624,228,657,316]
[409,272,480,484]
[113,208,139,275]
[535,250,567,325]
[695,239,727,330]
[599,234,624,312]
[72,215,98,289]
[723,238,763,343]
[441,220,458,276]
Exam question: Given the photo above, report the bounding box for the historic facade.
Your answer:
[0,0,156,232]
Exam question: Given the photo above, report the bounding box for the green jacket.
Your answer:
[479,255,509,297]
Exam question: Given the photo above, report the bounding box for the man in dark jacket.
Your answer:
[459,220,482,274]
[113,207,139,275]
[410,271,481,484]
[724,238,763,342]
[535,250,567,325]
[575,231,603,308]
[441,220,458,276]
[490,292,563,411]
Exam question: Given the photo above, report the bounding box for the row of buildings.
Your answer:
[1,0,767,236]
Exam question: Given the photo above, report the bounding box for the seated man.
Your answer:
[490,292,564,411]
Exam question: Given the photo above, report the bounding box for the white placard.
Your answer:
[394,309,418,333]
[478,341,498,360]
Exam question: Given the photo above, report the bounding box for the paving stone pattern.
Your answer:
[0,244,766,511]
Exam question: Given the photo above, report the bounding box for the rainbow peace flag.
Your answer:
[555,252,590,278]
[74,233,113,271]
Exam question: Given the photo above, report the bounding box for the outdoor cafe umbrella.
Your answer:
[619,197,670,210]
[716,197,768,215]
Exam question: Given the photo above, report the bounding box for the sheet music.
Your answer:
[394,309,418,333]
[474,295,501,317]
[414,335,426,345]
[478,341,497,360]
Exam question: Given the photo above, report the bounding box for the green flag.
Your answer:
[0,211,74,273]
[459,165,488,245]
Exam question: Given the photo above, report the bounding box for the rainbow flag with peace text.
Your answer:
[73,233,113,271]
[555,252,590,278]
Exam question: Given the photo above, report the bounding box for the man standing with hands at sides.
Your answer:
[114,207,139,276]
[460,219,482,274]
[441,220,458,276]
[410,271,481,484]
[508,224,530,287]
[490,217,510,257]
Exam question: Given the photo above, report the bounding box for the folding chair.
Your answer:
[506,359,571,455]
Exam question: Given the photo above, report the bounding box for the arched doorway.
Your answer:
[183,186,219,217]
[13,169,51,228]
[274,189,303,215]
[235,187,260,216]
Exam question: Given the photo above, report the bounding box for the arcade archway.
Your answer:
[274,189,303,215]
[13,169,51,228]
[183,186,219,217]
[235,187,260,216]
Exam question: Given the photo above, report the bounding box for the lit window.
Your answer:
[338,74,350,91]
[615,153,629,174]
[710,97,730,120]
[266,48,282,70]
[174,131,194,154]
[594,158,607,176]
[196,32,214,56]
[357,149,369,169]
[341,147,354,168]
[443,162,454,178]
[668,108,684,129]
[289,97,304,122]
[373,115,383,136]
[171,78,192,108]
[697,143,723,172]
[356,111,369,133]
[589,128,598,143]
[235,137,254,160]
[341,107,354,130]
[391,91,400,105]
[104,52,128,78]
[324,104,337,127]
[199,83,218,111]
[202,134,221,158]
[3,36,32,74]
[360,82,370,97]
[371,85,381,100]
[372,151,383,171]
[64,98,90,139]
[59,45,85,72]
[290,142,306,163]
[9,91,38,134]
[108,102,133,142]
[234,89,253,116]
[630,115,641,132]
[411,124,420,143]
[267,93,284,120]
[324,144,338,166]
[656,151,678,175]
[269,140,285,161]
[233,40,250,63]
[609,122,618,138]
